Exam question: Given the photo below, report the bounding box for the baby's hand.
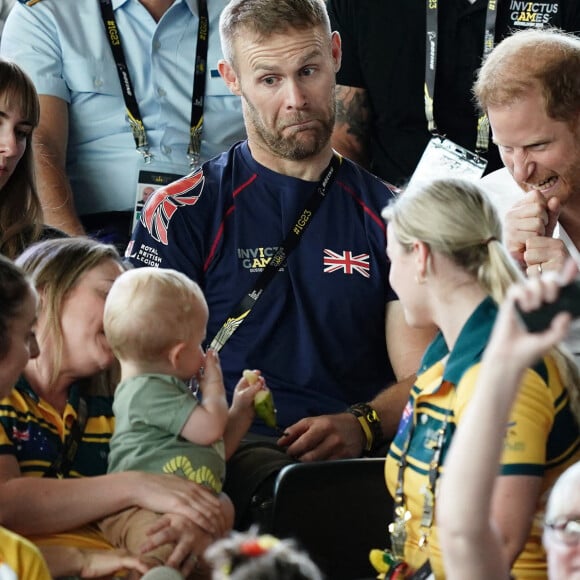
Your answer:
[78,548,149,578]
[197,349,225,396]
[231,369,266,413]
[242,371,280,431]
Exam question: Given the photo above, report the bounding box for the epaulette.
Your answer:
[17,0,44,6]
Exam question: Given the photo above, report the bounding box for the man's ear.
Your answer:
[218,59,242,96]
[331,30,342,74]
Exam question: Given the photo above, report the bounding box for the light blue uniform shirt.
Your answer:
[1,0,245,214]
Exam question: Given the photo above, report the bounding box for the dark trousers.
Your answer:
[223,441,296,531]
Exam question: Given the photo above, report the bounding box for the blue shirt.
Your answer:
[1,0,245,215]
[128,142,398,434]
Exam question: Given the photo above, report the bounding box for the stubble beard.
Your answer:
[243,93,335,161]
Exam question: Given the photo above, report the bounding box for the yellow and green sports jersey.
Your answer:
[0,377,116,550]
[385,297,580,579]
[0,527,51,580]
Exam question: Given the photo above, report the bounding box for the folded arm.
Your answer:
[35,95,85,236]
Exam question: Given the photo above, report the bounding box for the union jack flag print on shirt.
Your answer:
[323,249,370,278]
[127,141,398,433]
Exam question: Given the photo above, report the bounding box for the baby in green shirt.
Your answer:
[100,267,266,575]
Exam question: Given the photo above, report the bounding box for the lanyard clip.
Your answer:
[188,153,200,171]
[188,119,203,170]
[128,115,152,163]
[138,148,153,164]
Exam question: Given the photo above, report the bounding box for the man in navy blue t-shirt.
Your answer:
[128,0,434,467]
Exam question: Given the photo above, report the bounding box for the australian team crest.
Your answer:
[141,169,205,244]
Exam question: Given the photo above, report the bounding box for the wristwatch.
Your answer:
[347,402,383,454]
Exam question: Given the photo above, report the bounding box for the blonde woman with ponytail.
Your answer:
[371,178,580,580]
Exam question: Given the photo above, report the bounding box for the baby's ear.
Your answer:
[168,341,188,369]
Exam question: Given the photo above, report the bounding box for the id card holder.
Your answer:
[134,170,183,230]
[408,136,487,189]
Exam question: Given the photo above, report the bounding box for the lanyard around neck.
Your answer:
[424,0,498,152]
[43,395,88,479]
[392,380,454,555]
[99,0,209,168]
[209,153,343,353]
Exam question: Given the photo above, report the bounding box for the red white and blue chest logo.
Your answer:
[323,249,370,278]
[141,170,205,245]
[12,425,30,442]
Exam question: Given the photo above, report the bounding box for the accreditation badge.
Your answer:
[408,136,487,189]
[134,170,183,230]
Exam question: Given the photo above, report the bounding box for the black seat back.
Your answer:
[269,457,393,580]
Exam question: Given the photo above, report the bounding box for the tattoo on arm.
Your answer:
[335,86,370,141]
[334,86,371,164]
